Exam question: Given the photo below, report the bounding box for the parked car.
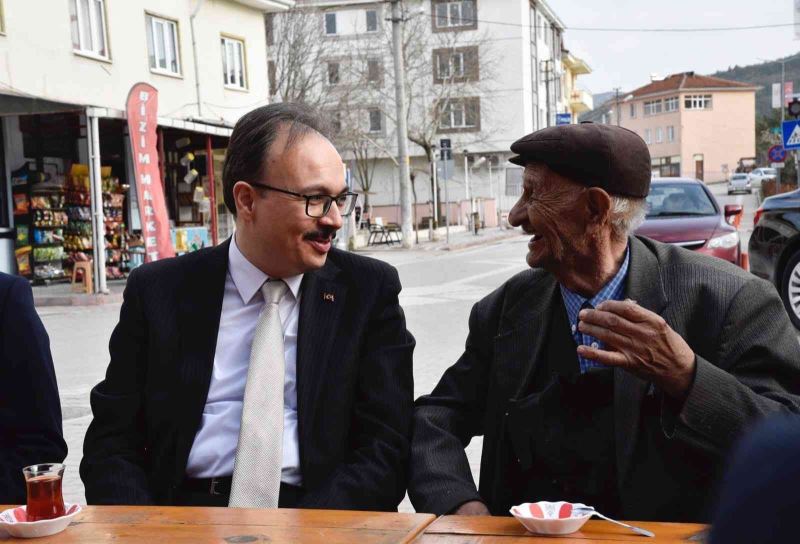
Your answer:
[748,189,800,329]
[636,177,743,267]
[727,173,752,195]
[748,167,778,188]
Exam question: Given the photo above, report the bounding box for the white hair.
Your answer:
[609,196,647,240]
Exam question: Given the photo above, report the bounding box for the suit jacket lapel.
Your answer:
[174,238,230,479]
[495,273,560,402]
[296,255,348,471]
[615,236,668,486]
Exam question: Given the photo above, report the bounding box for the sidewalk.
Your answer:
[33,279,127,308]
[356,226,526,253]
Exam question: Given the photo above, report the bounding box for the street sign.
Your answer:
[771,162,786,169]
[555,113,572,125]
[783,120,800,150]
[769,144,788,163]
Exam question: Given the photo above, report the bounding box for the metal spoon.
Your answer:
[573,507,655,538]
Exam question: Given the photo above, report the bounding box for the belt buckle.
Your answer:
[209,477,223,496]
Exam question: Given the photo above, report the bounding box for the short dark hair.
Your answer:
[222,102,330,215]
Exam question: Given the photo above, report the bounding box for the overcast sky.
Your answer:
[542,0,800,94]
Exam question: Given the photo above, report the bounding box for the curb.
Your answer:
[34,292,124,308]
[435,230,526,252]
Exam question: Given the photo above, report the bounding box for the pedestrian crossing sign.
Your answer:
[782,120,800,150]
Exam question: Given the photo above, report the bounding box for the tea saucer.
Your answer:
[510,501,592,535]
[0,503,81,538]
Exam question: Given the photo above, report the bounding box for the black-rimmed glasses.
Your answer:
[246,182,359,218]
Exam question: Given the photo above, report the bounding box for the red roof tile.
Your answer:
[629,72,754,98]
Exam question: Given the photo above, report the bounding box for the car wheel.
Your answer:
[780,251,800,330]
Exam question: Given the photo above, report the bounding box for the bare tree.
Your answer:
[267,7,333,106]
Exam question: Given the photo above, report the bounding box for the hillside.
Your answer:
[710,53,800,118]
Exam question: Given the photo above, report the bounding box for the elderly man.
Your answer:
[408,123,800,522]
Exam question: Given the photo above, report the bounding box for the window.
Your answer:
[146,15,180,75]
[69,0,109,59]
[325,12,337,35]
[433,46,478,83]
[265,13,274,46]
[366,9,378,32]
[367,59,381,84]
[327,62,340,85]
[644,128,652,144]
[629,103,636,118]
[656,127,663,143]
[368,109,382,133]
[644,99,662,116]
[221,37,247,89]
[438,97,480,131]
[433,1,476,30]
[268,60,277,96]
[685,94,712,110]
[665,96,679,112]
[667,125,675,142]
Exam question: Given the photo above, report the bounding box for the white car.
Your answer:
[748,168,777,187]
[727,173,752,194]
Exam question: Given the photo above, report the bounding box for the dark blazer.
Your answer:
[0,272,67,504]
[80,239,415,510]
[408,236,800,520]
[710,415,800,544]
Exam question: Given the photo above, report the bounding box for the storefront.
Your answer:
[0,97,232,291]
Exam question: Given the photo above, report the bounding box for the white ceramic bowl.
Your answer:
[0,503,82,538]
[510,501,592,535]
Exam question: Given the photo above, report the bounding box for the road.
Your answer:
[37,182,761,508]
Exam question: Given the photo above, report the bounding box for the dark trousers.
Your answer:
[176,477,305,508]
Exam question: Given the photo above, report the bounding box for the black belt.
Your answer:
[182,476,233,496]
[181,477,305,507]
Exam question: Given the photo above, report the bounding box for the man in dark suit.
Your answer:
[81,103,414,510]
[0,272,67,504]
[408,123,800,522]
[710,416,800,544]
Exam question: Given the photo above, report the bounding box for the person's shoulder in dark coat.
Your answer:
[710,416,800,544]
[0,272,67,504]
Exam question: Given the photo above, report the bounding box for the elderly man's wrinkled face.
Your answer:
[508,163,590,271]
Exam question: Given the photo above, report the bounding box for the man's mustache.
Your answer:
[303,227,337,241]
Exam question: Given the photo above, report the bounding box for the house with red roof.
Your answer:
[608,72,758,183]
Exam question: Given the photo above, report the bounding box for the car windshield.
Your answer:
[732,175,748,180]
[646,183,717,218]
[764,169,777,175]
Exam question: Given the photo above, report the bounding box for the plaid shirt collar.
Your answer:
[559,247,631,328]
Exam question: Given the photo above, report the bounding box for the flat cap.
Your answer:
[508,122,651,198]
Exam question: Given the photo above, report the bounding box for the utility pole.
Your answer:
[613,87,621,126]
[541,60,552,127]
[389,0,414,248]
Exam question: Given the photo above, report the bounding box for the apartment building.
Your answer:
[269,0,573,222]
[617,72,757,183]
[0,0,291,284]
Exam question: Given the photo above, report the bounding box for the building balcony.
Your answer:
[569,89,593,113]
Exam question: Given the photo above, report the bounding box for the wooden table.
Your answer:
[416,515,709,543]
[0,506,435,543]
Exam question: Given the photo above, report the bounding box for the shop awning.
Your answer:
[86,107,233,137]
[0,92,84,116]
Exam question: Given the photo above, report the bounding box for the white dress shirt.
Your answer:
[185,235,304,485]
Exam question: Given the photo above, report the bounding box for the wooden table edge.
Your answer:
[401,514,439,543]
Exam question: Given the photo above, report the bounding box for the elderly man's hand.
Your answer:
[576,300,696,399]
[453,501,491,516]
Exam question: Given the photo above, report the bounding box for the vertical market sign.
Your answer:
[126,83,175,262]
